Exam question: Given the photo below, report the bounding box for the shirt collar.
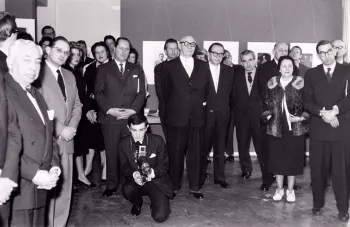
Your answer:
[180,55,193,62]
[274,58,278,65]
[114,59,126,67]
[45,59,61,74]
[0,48,8,56]
[96,59,109,67]
[246,67,256,75]
[209,62,220,70]
[323,61,336,73]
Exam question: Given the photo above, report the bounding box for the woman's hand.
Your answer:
[289,114,305,123]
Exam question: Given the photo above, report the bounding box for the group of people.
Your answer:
[0,9,350,226]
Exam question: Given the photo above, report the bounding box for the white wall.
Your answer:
[37,0,120,55]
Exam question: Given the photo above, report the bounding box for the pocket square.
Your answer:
[149,153,156,158]
[47,110,55,120]
[203,102,207,106]
[133,75,138,78]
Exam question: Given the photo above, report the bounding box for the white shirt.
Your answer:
[323,61,336,76]
[0,47,8,56]
[209,62,220,92]
[180,55,194,77]
[114,59,126,72]
[245,68,256,95]
[19,84,45,125]
[45,60,62,81]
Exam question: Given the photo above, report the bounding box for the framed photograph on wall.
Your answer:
[247,42,275,66]
[203,41,239,64]
[16,18,36,41]
[290,43,321,68]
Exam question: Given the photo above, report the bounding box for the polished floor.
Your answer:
[67,159,350,227]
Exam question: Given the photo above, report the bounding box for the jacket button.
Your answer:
[210,110,213,113]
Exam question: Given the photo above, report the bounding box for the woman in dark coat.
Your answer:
[261,55,309,202]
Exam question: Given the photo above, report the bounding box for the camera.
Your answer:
[137,145,151,183]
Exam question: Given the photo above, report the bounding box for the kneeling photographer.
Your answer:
[119,113,173,223]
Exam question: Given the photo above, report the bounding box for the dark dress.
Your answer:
[84,62,105,151]
[268,111,305,175]
[63,64,90,156]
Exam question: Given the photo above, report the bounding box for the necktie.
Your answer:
[326,67,332,82]
[26,86,36,97]
[56,69,67,101]
[248,72,253,84]
[119,63,125,80]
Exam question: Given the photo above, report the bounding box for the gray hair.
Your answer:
[6,39,43,69]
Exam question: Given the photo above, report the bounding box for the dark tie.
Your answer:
[248,72,253,84]
[326,67,332,82]
[26,86,36,97]
[119,63,125,80]
[56,69,67,101]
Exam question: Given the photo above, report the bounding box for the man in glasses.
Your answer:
[154,38,179,137]
[304,40,350,221]
[160,36,210,199]
[0,11,21,227]
[37,36,82,227]
[332,40,349,65]
[200,43,234,189]
[41,25,56,39]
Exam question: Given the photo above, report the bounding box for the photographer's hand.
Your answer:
[146,168,155,182]
[133,171,143,186]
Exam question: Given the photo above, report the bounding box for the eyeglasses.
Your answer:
[43,31,55,36]
[210,51,224,58]
[52,47,71,57]
[318,48,334,57]
[180,41,196,48]
[334,46,344,50]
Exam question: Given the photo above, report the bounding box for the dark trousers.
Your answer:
[122,181,170,223]
[166,125,204,191]
[310,140,350,213]
[11,207,45,227]
[101,122,129,190]
[0,203,10,227]
[201,118,228,183]
[226,113,235,156]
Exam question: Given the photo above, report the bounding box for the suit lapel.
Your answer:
[175,58,191,81]
[240,70,250,96]
[190,59,200,78]
[208,64,216,94]
[217,64,226,95]
[124,62,132,80]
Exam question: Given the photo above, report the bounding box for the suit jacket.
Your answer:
[161,57,211,127]
[304,63,350,141]
[296,63,310,78]
[233,67,261,123]
[95,60,146,125]
[37,62,82,155]
[154,61,167,120]
[83,56,94,66]
[5,74,60,210]
[206,63,234,127]
[119,133,173,198]
[257,60,279,100]
[0,50,8,73]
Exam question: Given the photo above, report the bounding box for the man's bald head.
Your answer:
[273,42,288,61]
[179,36,197,57]
[332,39,346,58]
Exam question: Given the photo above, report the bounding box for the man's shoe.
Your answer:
[293,184,302,190]
[190,191,204,199]
[241,172,252,179]
[338,212,349,221]
[225,155,234,163]
[260,184,270,191]
[172,190,179,199]
[131,203,142,216]
[214,180,229,188]
[207,159,212,164]
[102,188,117,197]
[312,207,322,216]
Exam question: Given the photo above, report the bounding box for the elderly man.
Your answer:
[4,39,61,227]
[37,36,82,227]
[161,36,210,199]
[332,40,349,65]
[304,40,350,221]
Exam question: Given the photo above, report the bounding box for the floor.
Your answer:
[67,159,349,227]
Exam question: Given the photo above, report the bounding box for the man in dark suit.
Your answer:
[332,40,349,65]
[119,113,172,223]
[41,25,55,39]
[154,38,179,137]
[234,50,273,191]
[0,11,21,227]
[161,36,210,199]
[5,39,61,227]
[304,40,350,221]
[78,40,94,66]
[200,43,234,188]
[95,37,146,197]
[289,46,310,78]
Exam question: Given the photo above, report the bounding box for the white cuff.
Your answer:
[333,105,339,115]
[49,167,61,177]
[150,168,155,179]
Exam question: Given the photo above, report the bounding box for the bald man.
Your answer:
[332,40,349,65]
[161,36,211,199]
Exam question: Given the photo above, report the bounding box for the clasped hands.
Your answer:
[107,108,136,120]
[0,169,18,205]
[133,169,155,186]
[32,167,61,190]
[59,126,76,141]
[86,110,97,124]
[319,106,339,128]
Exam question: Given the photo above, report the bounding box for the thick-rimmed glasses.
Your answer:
[210,51,224,58]
[318,48,334,57]
[53,47,71,57]
[180,41,196,48]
